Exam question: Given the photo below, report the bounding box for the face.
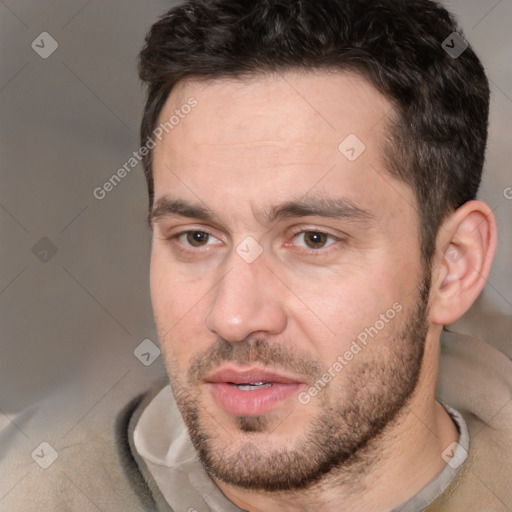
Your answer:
[150,71,431,491]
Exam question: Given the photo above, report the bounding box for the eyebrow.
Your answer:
[150,195,374,227]
[265,196,373,224]
[150,198,218,226]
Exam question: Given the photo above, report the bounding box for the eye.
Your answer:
[177,230,219,248]
[292,231,338,250]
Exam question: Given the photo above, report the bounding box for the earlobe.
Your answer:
[429,201,497,326]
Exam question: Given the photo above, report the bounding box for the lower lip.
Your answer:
[208,382,302,416]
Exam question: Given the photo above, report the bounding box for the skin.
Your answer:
[149,71,496,512]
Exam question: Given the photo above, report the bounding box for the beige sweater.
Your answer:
[426,331,512,511]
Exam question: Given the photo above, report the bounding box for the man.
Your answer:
[124,0,512,511]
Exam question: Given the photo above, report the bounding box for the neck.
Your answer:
[213,332,459,512]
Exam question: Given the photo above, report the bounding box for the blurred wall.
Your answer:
[1,0,174,413]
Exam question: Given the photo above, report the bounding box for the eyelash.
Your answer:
[163,228,345,256]
[163,229,218,252]
[287,230,341,255]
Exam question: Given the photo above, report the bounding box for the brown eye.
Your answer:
[303,231,330,249]
[186,231,210,247]
[291,230,338,251]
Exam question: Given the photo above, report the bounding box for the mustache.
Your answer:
[187,337,324,384]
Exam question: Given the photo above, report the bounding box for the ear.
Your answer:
[429,200,497,325]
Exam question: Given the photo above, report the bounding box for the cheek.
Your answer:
[288,268,407,359]
[150,247,209,350]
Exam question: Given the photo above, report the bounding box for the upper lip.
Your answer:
[205,366,305,385]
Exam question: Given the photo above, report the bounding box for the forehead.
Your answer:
[152,70,414,226]
[159,70,390,153]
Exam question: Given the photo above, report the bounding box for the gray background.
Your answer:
[0,0,511,508]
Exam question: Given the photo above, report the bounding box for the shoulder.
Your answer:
[119,379,175,511]
[0,378,170,512]
[432,330,512,511]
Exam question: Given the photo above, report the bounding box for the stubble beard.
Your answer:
[168,274,431,492]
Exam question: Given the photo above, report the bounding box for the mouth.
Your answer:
[205,366,306,417]
[231,382,274,390]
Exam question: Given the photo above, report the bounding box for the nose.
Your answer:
[205,253,287,343]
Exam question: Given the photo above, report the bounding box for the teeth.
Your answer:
[236,382,273,391]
